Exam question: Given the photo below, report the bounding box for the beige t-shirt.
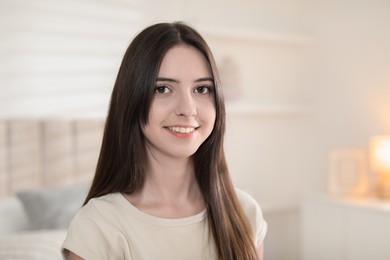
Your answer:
[62,189,267,260]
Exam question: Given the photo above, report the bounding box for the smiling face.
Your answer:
[142,44,216,160]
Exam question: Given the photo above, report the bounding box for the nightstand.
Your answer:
[301,195,390,260]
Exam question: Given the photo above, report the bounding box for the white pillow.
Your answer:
[0,196,29,234]
[0,230,67,260]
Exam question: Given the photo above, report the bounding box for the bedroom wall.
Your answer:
[1,1,390,260]
[302,0,390,184]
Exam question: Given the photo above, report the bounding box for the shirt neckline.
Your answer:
[117,193,207,227]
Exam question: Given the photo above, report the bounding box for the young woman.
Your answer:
[62,22,267,260]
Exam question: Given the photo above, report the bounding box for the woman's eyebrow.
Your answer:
[156,77,214,83]
[156,77,179,83]
[195,77,214,83]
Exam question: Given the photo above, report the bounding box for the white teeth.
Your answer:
[168,127,195,133]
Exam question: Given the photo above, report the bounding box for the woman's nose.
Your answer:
[175,92,197,117]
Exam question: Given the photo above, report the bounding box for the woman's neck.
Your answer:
[125,153,204,218]
[145,155,198,201]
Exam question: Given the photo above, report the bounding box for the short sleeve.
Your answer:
[61,202,128,260]
[253,202,268,245]
[235,189,268,246]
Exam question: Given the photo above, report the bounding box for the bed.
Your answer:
[0,119,105,259]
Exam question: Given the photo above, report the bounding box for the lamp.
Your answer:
[369,135,390,199]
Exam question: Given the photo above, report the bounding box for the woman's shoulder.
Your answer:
[234,188,261,213]
[234,188,268,245]
[84,192,121,206]
[67,193,129,236]
[75,193,125,220]
[63,193,131,259]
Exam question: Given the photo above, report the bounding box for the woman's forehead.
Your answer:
[157,45,212,80]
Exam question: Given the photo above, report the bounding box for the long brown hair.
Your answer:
[85,22,257,260]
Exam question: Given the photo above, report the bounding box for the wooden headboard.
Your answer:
[0,119,105,198]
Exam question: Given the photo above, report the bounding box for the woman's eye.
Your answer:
[154,85,170,94]
[195,86,213,94]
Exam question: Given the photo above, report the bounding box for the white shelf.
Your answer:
[226,102,308,117]
[261,200,300,214]
[307,194,390,213]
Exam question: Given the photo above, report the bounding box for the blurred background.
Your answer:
[1,0,390,259]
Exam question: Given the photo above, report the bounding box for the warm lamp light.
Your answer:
[370,135,390,199]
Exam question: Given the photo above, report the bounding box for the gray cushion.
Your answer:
[17,182,89,230]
